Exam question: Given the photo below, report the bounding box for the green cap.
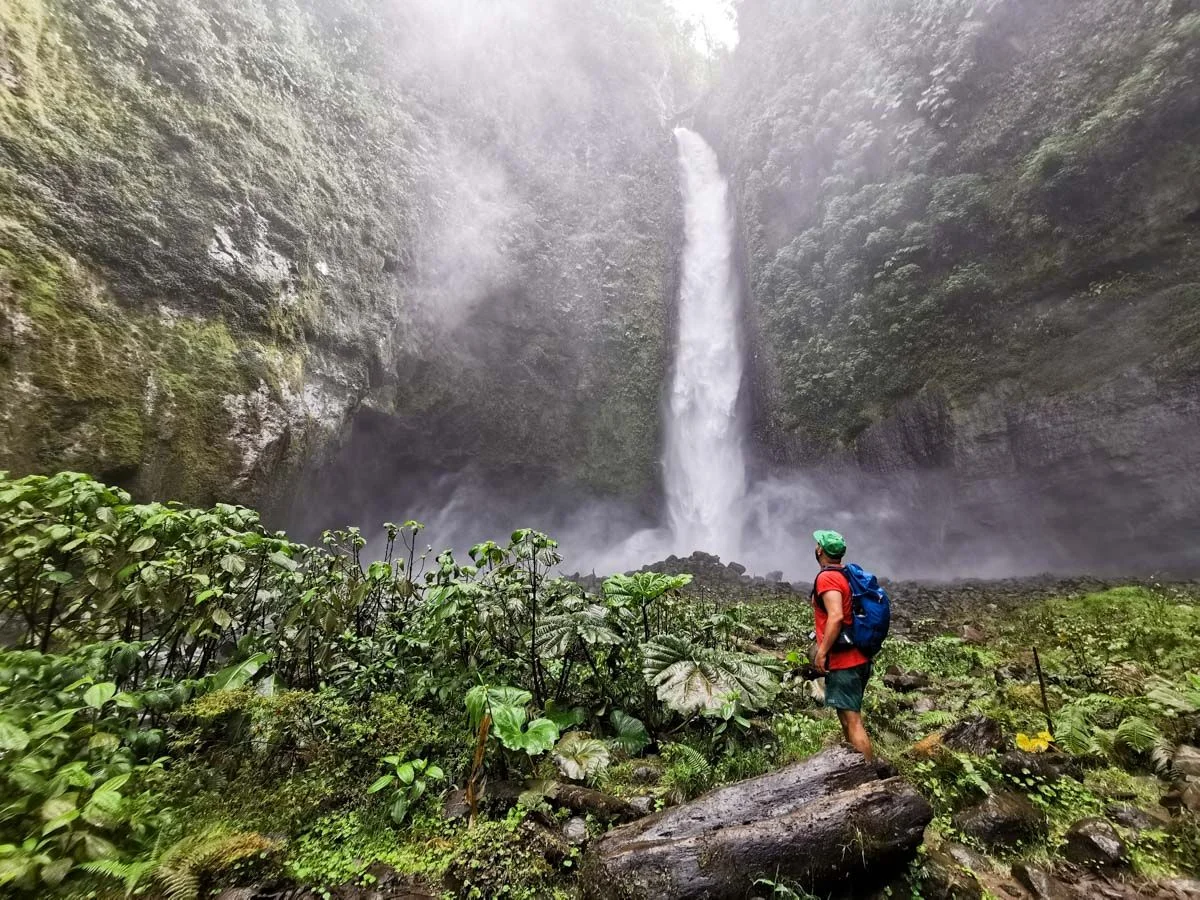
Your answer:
[813,529,847,557]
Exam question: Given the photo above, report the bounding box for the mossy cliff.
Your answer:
[707,0,1200,479]
[0,0,693,511]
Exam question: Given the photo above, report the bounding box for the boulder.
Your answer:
[1064,817,1128,869]
[953,791,1046,848]
[914,696,938,714]
[579,747,932,900]
[921,846,984,900]
[1011,862,1070,900]
[563,816,589,846]
[1173,745,1200,779]
[999,750,1077,784]
[959,624,987,644]
[885,670,932,692]
[943,717,1007,756]
[1105,803,1171,831]
[1182,782,1200,814]
[629,795,655,817]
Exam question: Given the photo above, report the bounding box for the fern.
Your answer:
[80,858,157,897]
[155,830,274,900]
[1114,716,1163,754]
[916,709,956,729]
[660,742,713,803]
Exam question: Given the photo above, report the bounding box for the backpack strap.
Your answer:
[811,564,846,600]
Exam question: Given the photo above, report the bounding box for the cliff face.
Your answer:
[0,0,694,514]
[706,0,1200,566]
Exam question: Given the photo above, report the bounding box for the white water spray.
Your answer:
[664,128,748,559]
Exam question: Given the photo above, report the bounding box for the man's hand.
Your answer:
[813,650,829,675]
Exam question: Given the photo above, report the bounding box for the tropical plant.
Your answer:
[551,733,611,783]
[642,635,781,716]
[367,757,446,825]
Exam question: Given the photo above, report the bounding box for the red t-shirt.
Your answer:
[813,567,870,670]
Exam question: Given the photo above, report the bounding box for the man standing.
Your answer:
[811,529,874,761]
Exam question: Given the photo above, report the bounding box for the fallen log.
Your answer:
[580,746,932,900]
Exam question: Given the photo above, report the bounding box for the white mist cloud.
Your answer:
[667,0,738,53]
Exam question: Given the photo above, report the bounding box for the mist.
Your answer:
[288,0,1200,586]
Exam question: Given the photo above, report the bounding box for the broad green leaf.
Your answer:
[128,535,156,553]
[210,652,271,691]
[389,795,409,824]
[609,710,651,755]
[219,554,247,576]
[269,551,299,572]
[29,709,80,741]
[40,794,77,822]
[426,765,445,781]
[211,608,232,630]
[397,762,415,785]
[544,702,587,730]
[0,721,29,751]
[367,774,395,794]
[95,774,130,796]
[553,732,612,781]
[642,636,779,715]
[83,683,116,710]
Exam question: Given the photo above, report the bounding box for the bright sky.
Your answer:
[667,0,739,52]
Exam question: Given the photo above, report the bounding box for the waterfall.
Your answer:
[665,127,748,560]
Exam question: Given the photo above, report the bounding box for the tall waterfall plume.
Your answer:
[665,127,748,560]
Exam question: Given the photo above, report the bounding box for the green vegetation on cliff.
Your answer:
[1,0,700,509]
[710,0,1200,457]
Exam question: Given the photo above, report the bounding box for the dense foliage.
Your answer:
[711,0,1200,454]
[0,471,784,896]
[0,0,701,511]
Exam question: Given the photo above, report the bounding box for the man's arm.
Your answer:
[814,589,845,673]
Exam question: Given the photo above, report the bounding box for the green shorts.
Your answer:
[824,662,872,712]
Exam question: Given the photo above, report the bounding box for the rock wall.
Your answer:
[707,0,1200,466]
[0,0,697,513]
[701,0,1200,568]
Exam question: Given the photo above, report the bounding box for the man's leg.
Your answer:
[836,709,873,761]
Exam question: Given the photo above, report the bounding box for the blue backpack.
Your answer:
[818,563,892,658]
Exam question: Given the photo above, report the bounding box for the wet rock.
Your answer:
[766,570,784,582]
[1064,817,1128,869]
[1011,861,1069,900]
[630,765,660,785]
[1160,878,1200,899]
[995,664,1031,685]
[921,846,984,900]
[943,716,1007,756]
[1105,803,1171,830]
[629,795,655,817]
[728,561,747,576]
[1182,782,1200,813]
[442,789,470,820]
[756,633,794,650]
[885,670,932,692]
[953,790,1046,848]
[999,750,1076,784]
[945,843,989,872]
[1173,745,1200,778]
[959,624,987,644]
[914,696,938,714]
[563,816,589,845]
[580,746,932,899]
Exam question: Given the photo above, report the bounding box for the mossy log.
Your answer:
[579,746,931,900]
